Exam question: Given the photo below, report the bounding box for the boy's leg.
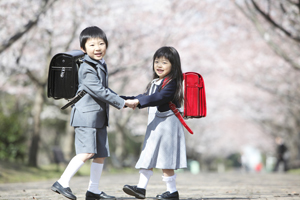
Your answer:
[85,128,116,200]
[52,127,97,199]
[59,153,92,187]
[52,153,93,200]
[87,158,105,194]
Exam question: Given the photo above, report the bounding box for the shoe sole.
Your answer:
[51,186,60,194]
[123,187,145,199]
[156,198,179,200]
[86,197,116,200]
[86,198,96,200]
[51,186,77,200]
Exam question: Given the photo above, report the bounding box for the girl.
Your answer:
[122,46,187,200]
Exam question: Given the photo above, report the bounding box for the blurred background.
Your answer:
[0,0,300,182]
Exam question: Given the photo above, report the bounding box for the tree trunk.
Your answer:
[115,124,125,166]
[62,109,75,161]
[28,85,44,167]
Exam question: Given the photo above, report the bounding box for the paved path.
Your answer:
[0,172,299,200]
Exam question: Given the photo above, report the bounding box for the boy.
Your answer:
[51,26,133,200]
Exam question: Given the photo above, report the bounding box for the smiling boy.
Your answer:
[51,26,132,200]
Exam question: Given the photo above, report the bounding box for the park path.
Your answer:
[0,171,299,200]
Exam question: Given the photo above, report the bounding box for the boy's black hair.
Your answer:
[147,46,183,104]
[79,26,108,51]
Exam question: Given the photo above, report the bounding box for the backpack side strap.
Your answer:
[61,90,87,110]
[169,102,193,134]
[162,78,193,134]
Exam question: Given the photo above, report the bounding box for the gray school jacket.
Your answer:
[70,54,124,128]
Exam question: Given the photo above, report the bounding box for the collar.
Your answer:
[152,78,163,85]
[100,58,105,64]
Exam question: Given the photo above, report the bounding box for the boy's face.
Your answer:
[154,56,172,80]
[82,38,106,60]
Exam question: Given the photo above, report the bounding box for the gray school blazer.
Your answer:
[70,55,124,128]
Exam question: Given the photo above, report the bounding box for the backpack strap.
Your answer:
[162,78,193,134]
[61,90,87,110]
[82,59,98,72]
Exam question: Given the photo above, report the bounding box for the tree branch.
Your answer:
[250,0,300,43]
[234,0,300,71]
[0,0,58,54]
[26,69,46,87]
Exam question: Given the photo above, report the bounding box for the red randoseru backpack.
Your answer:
[182,72,206,118]
[162,72,206,134]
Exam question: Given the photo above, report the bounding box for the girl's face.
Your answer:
[154,56,172,80]
[82,37,106,60]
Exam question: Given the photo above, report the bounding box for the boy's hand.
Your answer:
[125,99,139,110]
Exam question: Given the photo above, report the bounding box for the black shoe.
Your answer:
[123,185,146,199]
[51,181,77,200]
[156,191,179,200]
[86,191,116,200]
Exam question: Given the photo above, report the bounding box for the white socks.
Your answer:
[87,162,104,194]
[58,156,84,188]
[57,157,104,194]
[137,169,153,189]
[136,170,177,193]
[162,174,177,193]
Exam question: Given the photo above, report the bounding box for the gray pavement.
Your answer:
[0,171,299,200]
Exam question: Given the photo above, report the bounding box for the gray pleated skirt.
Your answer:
[135,108,187,170]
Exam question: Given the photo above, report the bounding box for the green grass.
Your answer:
[0,160,93,183]
[0,160,139,183]
[288,168,300,175]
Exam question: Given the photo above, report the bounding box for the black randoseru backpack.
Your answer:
[47,50,96,108]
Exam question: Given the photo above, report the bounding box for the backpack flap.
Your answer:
[47,50,85,100]
[183,72,206,118]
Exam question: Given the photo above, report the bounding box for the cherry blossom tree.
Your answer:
[1,0,299,169]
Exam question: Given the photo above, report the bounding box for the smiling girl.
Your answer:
[121,46,187,200]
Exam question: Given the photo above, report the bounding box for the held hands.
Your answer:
[125,99,139,110]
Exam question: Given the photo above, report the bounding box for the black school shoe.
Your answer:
[123,185,146,199]
[51,181,77,200]
[156,191,179,200]
[86,191,116,200]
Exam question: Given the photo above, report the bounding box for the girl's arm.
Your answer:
[136,79,177,108]
[120,96,136,100]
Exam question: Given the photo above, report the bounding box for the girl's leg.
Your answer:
[137,168,153,189]
[162,169,175,177]
[162,169,177,193]
[58,153,94,187]
[122,168,153,199]
[87,157,105,194]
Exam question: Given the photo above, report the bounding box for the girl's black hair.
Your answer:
[147,46,183,104]
[79,26,108,51]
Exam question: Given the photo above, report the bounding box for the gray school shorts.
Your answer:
[74,127,110,158]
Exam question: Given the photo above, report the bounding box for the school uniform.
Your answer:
[70,54,125,158]
[124,78,187,170]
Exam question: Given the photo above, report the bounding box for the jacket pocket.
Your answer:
[80,104,101,113]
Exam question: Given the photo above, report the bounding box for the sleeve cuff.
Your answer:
[121,100,126,108]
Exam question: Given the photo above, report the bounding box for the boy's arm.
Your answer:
[80,65,125,109]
